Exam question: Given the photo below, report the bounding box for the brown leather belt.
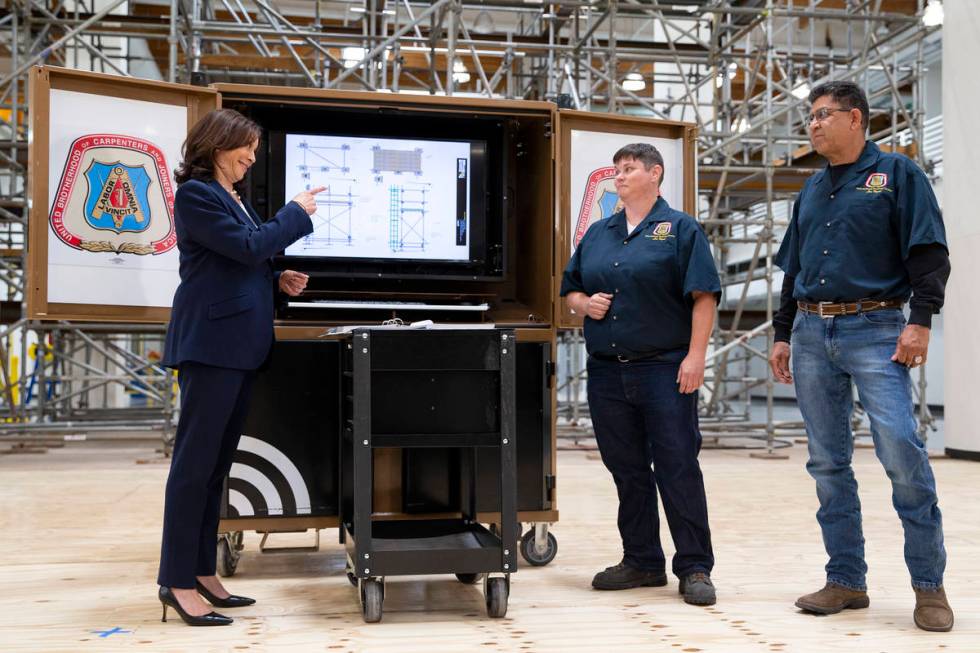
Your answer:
[797,298,903,318]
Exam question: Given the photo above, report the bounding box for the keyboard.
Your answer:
[287,299,490,312]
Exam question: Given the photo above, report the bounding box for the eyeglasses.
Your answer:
[803,107,851,128]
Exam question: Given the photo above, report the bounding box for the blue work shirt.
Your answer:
[560,197,721,357]
[775,140,947,302]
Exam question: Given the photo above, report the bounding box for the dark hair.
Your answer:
[613,143,665,184]
[808,81,870,130]
[174,109,261,188]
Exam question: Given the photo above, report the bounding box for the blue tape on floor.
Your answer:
[91,627,132,638]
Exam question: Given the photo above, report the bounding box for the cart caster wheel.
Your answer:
[216,534,240,577]
[455,572,481,584]
[520,529,557,566]
[360,579,384,623]
[485,577,508,618]
[346,571,358,587]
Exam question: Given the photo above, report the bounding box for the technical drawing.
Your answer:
[301,183,356,248]
[284,133,469,261]
[296,140,351,180]
[372,146,423,175]
[388,184,430,252]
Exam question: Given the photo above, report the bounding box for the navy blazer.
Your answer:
[163,179,313,370]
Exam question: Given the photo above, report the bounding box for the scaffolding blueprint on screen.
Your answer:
[283,133,472,261]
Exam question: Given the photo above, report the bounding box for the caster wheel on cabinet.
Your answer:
[359,579,384,623]
[520,529,557,566]
[485,577,509,618]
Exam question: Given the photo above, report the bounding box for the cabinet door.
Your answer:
[553,110,697,329]
[28,66,218,323]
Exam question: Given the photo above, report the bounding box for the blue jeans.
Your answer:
[791,308,945,590]
[586,349,714,578]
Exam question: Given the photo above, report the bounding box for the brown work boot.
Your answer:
[913,586,954,632]
[795,582,870,615]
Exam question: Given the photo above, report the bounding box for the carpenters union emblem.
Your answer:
[49,134,176,255]
[857,172,891,194]
[84,163,150,233]
[646,221,675,241]
[574,166,622,251]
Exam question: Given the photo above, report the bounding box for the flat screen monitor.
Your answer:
[245,102,507,282]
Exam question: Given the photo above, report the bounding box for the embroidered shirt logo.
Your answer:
[645,221,675,241]
[857,172,892,194]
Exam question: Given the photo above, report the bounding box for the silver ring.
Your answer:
[913,355,924,365]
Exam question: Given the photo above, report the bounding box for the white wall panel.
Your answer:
[942,0,980,457]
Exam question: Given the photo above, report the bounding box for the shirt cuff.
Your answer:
[908,304,934,329]
[773,324,792,344]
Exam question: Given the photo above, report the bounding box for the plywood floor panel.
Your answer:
[1,442,977,652]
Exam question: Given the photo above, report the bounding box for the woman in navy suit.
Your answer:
[157,109,323,626]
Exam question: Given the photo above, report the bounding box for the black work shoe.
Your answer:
[679,572,717,605]
[591,561,668,591]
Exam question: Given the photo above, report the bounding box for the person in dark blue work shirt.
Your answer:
[157,109,323,626]
[561,143,721,606]
[769,82,953,632]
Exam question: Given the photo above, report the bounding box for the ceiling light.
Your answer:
[921,0,943,27]
[473,10,495,34]
[622,73,646,92]
[452,60,470,85]
[342,46,366,68]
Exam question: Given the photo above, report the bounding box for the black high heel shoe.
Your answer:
[159,586,233,626]
[195,580,256,608]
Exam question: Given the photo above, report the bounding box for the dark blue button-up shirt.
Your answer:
[560,197,721,357]
[775,140,947,302]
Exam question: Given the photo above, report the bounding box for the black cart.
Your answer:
[338,327,518,622]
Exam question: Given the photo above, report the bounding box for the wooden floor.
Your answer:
[1,440,977,652]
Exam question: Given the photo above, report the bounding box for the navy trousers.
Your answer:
[158,362,254,589]
[586,349,714,578]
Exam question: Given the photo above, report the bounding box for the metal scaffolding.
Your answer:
[0,1,942,450]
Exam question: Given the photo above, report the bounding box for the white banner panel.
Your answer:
[568,130,683,254]
[46,89,186,307]
[942,0,980,457]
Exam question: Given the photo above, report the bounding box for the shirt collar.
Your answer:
[813,140,882,193]
[606,196,671,231]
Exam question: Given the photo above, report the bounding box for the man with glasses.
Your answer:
[769,81,953,631]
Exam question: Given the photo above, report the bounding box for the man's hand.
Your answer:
[677,352,706,394]
[279,269,309,296]
[291,186,327,215]
[892,324,930,368]
[769,341,793,384]
[584,292,614,320]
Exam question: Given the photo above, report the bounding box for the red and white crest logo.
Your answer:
[574,166,621,250]
[49,134,176,255]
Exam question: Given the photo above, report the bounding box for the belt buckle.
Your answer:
[616,354,630,363]
[817,301,834,319]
